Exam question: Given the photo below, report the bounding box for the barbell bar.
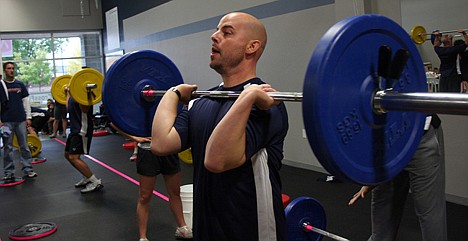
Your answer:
[51,68,104,106]
[103,14,468,185]
[420,29,467,36]
[141,87,304,102]
[410,25,467,45]
[302,224,350,241]
[139,85,468,116]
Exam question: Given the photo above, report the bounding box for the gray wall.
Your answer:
[0,0,103,32]
[401,0,468,68]
[1,0,467,205]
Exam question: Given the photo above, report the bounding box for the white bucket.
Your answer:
[180,184,194,227]
[180,184,193,198]
[183,211,193,228]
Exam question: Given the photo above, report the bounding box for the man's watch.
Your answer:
[171,87,181,99]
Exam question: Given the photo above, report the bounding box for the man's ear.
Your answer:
[245,40,261,54]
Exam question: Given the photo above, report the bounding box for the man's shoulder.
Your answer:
[12,79,26,86]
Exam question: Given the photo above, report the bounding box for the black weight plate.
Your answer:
[9,222,57,240]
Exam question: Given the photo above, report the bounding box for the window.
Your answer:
[1,31,103,107]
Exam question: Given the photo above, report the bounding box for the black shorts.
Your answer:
[31,116,48,131]
[136,148,180,177]
[439,75,461,92]
[54,104,67,120]
[65,133,92,155]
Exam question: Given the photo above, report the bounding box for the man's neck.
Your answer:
[222,74,256,88]
[221,64,257,88]
[4,77,14,83]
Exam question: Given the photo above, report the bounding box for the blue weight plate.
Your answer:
[103,50,184,137]
[285,196,326,241]
[303,15,427,185]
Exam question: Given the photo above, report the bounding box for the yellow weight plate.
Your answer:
[178,148,193,164]
[410,25,427,45]
[12,134,19,148]
[51,75,72,105]
[13,134,42,157]
[28,134,42,157]
[69,68,104,106]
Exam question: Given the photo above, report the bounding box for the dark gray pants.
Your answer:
[369,125,447,241]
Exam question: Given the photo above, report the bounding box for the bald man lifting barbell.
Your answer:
[100,14,468,241]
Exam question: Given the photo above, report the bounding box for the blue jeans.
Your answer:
[2,121,33,176]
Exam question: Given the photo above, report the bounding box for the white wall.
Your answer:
[401,0,468,68]
[0,0,103,32]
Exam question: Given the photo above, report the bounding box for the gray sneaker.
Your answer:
[26,172,38,178]
[2,174,15,183]
[80,179,103,193]
[175,226,193,239]
[74,177,90,188]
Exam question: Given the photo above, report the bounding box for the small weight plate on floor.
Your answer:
[303,14,427,185]
[103,50,184,137]
[122,141,136,150]
[93,129,110,137]
[13,134,42,157]
[32,157,47,164]
[282,194,291,209]
[0,177,25,187]
[27,134,42,157]
[51,75,72,105]
[285,196,326,241]
[9,222,57,240]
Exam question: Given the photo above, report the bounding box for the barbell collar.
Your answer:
[302,223,350,241]
[141,88,303,102]
[374,90,468,115]
[86,83,97,89]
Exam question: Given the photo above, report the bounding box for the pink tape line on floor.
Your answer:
[53,138,169,202]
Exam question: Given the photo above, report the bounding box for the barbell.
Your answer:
[285,196,350,241]
[51,68,104,106]
[410,25,467,45]
[102,14,468,185]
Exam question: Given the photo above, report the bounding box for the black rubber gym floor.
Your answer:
[1,132,467,241]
